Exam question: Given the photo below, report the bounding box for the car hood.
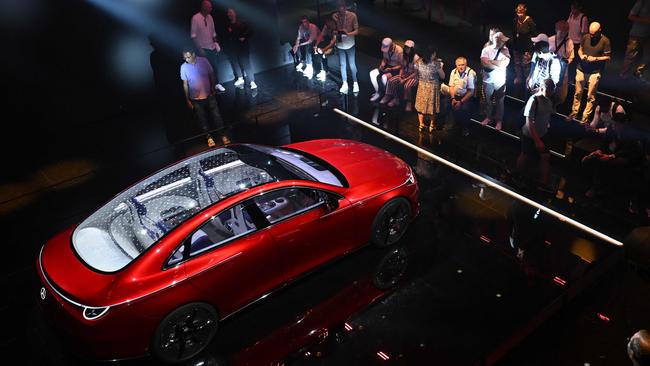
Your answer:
[285,139,410,194]
[40,227,116,306]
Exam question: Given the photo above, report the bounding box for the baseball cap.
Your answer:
[381,37,393,51]
[531,33,549,43]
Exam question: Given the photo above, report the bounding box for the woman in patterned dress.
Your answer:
[415,44,445,132]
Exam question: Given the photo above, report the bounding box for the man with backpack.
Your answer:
[526,34,562,99]
[549,20,574,105]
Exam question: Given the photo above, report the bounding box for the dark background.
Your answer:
[0,0,638,173]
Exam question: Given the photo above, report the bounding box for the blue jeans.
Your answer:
[338,46,358,83]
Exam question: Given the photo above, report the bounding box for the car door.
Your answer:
[252,187,357,282]
[176,201,284,316]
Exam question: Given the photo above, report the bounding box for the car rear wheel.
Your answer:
[151,302,218,363]
[370,197,411,247]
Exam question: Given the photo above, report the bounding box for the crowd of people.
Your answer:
[287,0,650,219]
[178,0,649,219]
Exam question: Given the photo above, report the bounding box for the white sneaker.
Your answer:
[215,84,226,93]
[352,82,359,93]
[234,77,245,87]
[316,70,327,81]
[339,81,348,94]
[370,92,382,102]
[295,62,304,72]
[250,81,257,89]
[302,65,314,79]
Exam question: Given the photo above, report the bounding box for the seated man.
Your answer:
[441,56,476,136]
[587,96,627,135]
[370,37,403,102]
[382,40,419,111]
[581,118,643,198]
[293,15,320,79]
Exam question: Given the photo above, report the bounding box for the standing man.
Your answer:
[223,8,256,90]
[180,47,229,147]
[526,34,562,96]
[191,0,225,93]
[370,38,403,103]
[549,20,574,105]
[441,56,476,136]
[518,79,555,189]
[567,1,589,80]
[293,16,320,79]
[566,22,611,124]
[333,0,360,94]
[480,31,510,131]
[621,0,650,81]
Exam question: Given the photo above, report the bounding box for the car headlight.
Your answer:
[406,169,416,185]
[83,306,110,320]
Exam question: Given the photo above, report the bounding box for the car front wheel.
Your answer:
[370,197,411,247]
[151,302,218,363]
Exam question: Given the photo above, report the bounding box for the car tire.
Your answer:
[370,197,411,247]
[151,302,219,363]
[373,247,408,290]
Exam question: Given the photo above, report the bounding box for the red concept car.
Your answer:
[36,139,419,363]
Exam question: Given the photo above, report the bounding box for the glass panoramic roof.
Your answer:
[71,144,344,272]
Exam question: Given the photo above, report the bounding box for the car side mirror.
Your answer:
[323,193,339,212]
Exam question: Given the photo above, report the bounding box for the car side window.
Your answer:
[187,203,258,257]
[253,188,324,224]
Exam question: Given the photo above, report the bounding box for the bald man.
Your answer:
[567,21,611,124]
[628,330,650,366]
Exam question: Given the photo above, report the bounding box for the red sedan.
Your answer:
[36,139,419,363]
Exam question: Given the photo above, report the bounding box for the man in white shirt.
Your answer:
[518,78,555,188]
[480,31,510,130]
[441,56,476,136]
[191,1,225,93]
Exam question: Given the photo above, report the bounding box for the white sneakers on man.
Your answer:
[302,64,314,79]
[339,81,349,94]
[352,82,359,93]
[316,70,327,81]
[250,81,257,89]
[234,77,245,88]
[215,84,226,93]
[295,62,304,72]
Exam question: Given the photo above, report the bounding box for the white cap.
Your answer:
[531,33,549,43]
[381,37,393,51]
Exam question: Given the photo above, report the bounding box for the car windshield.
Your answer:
[72,145,314,272]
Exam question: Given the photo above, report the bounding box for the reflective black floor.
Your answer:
[3,2,650,365]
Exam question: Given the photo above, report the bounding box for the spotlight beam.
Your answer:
[333,108,624,247]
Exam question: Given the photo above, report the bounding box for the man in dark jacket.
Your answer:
[223,8,256,89]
